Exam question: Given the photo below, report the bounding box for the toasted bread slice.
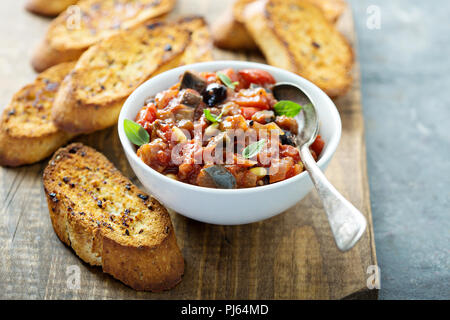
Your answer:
[213,0,346,51]
[52,22,190,134]
[43,143,184,291]
[243,0,353,97]
[178,16,214,65]
[308,0,347,23]
[31,0,175,72]
[212,6,258,50]
[26,0,78,17]
[0,62,76,167]
[234,0,346,23]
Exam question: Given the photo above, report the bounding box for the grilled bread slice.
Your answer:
[52,22,190,134]
[178,16,214,65]
[43,143,184,291]
[0,62,76,167]
[212,5,258,50]
[309,0,347,23]
[26,0,79,17]
[243,0,347,24]
[213,0,346,51]
[243,0,353,97]
[31,0,175,72]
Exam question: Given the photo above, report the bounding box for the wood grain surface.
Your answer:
[0,0,378,299]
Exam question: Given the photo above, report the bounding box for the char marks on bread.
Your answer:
[43,143,184,291]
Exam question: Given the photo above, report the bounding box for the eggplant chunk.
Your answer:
[200,165,236,189]
[174,105,195,121]
[180,71,207,93]
[276,115,298,134]
[180,89,202,108]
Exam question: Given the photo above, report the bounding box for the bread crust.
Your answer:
[52,22,190,134]
[244,0,354,97]
[212,7,258,50]
[26,0,78,17]
[31,39,85,74]
[178,16,214,65]
[43,143,184,291]
[0,129,75,167]
[0,62,76,167]
[31,0,175,72]
[213,0,347,51]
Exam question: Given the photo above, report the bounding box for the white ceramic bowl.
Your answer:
[118,61,341,225]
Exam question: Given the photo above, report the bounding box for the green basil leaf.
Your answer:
[217,72,238,90]
[204,109,223,123]
[124,119,149,146]
[242,139,266,159]
[273,100,303,117]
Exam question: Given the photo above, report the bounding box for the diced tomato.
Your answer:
[155,88,178,109]
[310,150,317,161]
[159,124,173,142]
[241,107,260,120]
[217,68,247,90]
[310,135,325,158]
[136,103,157,127]
[269,157,293,183]
[238,69,276,86]
[137,140,170,172]
[235,95,270,109]
[234,88,272,109]
[230,165,258,188]
[199,72,217,84]
[219,68,240,84]
[286,162,303,179]
[280,144,301,162]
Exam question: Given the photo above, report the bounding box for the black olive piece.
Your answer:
[203,165,237,189]
[203,83,227,107]
[180,71,207,93]
[280,130,297,146]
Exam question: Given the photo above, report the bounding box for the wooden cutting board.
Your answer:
[0,0,377,299]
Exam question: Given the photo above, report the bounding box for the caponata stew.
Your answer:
[130,68,324,189]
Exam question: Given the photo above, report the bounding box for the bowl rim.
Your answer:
[118,60,342,194]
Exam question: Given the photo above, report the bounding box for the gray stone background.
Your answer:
[347,0,449,299]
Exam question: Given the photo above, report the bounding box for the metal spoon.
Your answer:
[273,82,367,251]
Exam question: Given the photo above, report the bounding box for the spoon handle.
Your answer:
[300,145,367,251]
